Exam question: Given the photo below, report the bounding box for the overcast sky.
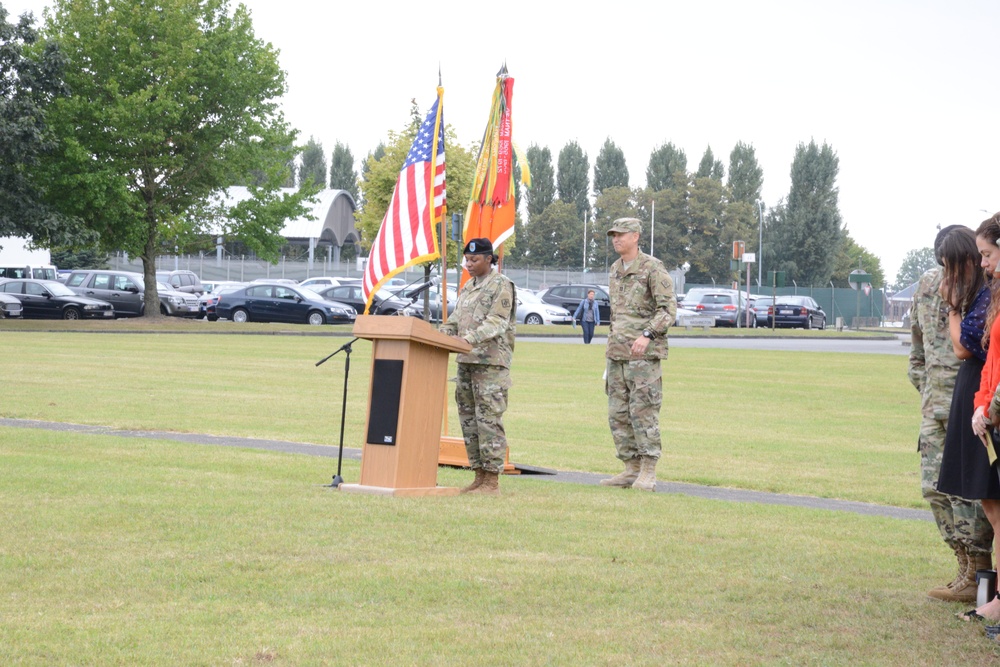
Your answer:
[6,0,999,281]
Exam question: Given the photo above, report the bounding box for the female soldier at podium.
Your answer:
[439,238,517,496]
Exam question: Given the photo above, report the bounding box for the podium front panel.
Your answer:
[366,359,403,445]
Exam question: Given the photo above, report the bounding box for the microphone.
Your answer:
[405,281,434,300]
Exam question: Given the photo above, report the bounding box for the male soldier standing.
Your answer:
[601,218,677,491]
[909,226,993,602]
[440,238,517,496]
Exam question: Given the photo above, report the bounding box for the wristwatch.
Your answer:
[642,330,654,339]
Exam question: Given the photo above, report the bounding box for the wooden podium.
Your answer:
[340,315,471,497]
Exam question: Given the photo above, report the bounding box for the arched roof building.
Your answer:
[219,186,360,267]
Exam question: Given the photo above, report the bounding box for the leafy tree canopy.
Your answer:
[831,232,885,288]
[525,144,554,219]
[35,0,315,316]
[646,142,687,192]
[0,5,91,246]
[329,141,358,201]
[727,141,763,204]
[298,137,326,188]
[696,146,724,181]
[892,246,935,291]
[556,140,590,219]
[593,138,628,196]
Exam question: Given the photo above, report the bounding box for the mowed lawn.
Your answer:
[2,330,997,665]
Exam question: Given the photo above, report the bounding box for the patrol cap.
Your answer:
[463,238,494,255]
[607,218,641,235]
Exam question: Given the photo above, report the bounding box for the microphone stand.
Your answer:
[316,336,359,488]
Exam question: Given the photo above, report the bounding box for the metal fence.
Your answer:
[117,253,890,325]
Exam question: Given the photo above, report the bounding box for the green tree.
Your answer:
[593,138,628,196]
[696,146,724,181]
[0,6,91,247]
[356,142,385,211]
[298,137,326,188]
[525,144,554,219]
[637,184,687,271]
[329,141,358,200]
[891,247,935,290]
[523,200,583,268]
[727,141,763,204]
[355,103,475,260]
[832,232,885,288]
[36,0,313,317]
[769,140,843,285]
[557,140,589,219]
[646,142,687,191]
[593,186,639,269]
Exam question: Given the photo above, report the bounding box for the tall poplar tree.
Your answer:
[525,144,554,219]
[696,146,724,181]
[593,137,629,196]
[557,140,590,219]
[727,141,763,204]
[646,142,687,191]
[298,137,326,187]
[328,141,358,200]
[769,140,843,285]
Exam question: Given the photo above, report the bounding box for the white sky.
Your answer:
[6,0,1000,281]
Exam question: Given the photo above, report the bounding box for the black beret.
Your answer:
[463,238,494,255]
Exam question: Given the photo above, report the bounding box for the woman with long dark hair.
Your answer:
[962,214,1000,621]
[935,224,996,604]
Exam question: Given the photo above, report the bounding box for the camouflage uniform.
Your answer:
[439,269,517,474]
[909,267,992,555]
[605,251,677,461]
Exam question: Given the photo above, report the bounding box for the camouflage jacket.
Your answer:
[606,252,677,361]
[439,269,516,367]
[908,267,960,420]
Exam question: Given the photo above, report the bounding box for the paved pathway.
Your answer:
[1,417,930,523]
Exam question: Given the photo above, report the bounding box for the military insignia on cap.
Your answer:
[470,242,477,252]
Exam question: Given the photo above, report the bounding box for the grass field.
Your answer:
[1,327,997,665]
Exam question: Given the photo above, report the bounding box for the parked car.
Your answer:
[155,282,202,317]
[313,284,417,317]
[751,296,774,328]
[0,291,24,318]
[0,278,114,319]
[689,291,749,327]
[198,283,247,322]
[536,284,611,324]
[155,269,204,295]
[65,269,199,317]
[417,284,458,322]
[517,290,572,325]
[250,277,299,286]
[298,276,363,290]
[198,282,246,320]
[678,287,740,311]
[767,296,826,329]
[216,283,356,325]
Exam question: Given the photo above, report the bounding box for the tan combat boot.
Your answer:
[936,552,991,603]
[631,456,658,492]
[928,545,968,598]
[467,471,500,496]
[460,468,486,494]
[600,458,641,487]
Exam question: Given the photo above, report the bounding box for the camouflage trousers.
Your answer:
[455,363,510,474]
[920,416,993,554]
[606,359,662,461]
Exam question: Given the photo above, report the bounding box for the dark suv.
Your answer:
[537,284,611,324]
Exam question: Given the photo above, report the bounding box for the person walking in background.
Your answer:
[600,218,676,492]
[909,225,993,604]
[439,238,517,496]
[573,289,601,344]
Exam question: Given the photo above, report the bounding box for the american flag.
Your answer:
[362,94,446,312]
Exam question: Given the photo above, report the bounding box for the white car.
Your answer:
[299,276,361,290]
[517,290,573,325]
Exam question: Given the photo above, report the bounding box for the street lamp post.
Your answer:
[756,200,764,287]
